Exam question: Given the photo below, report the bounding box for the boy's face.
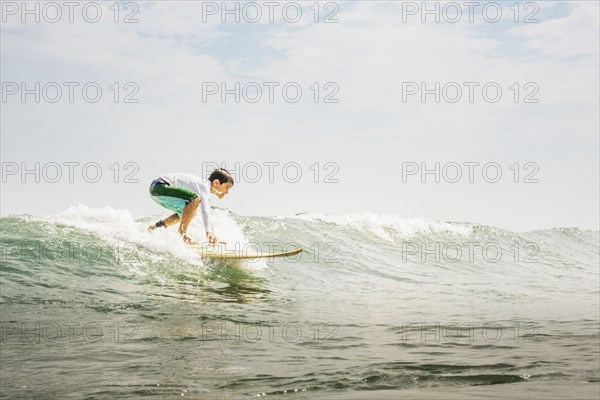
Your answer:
[211,179,233,199]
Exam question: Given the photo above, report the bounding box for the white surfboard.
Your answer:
[189,244,303,260]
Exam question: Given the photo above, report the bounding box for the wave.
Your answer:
[1,206,598,290]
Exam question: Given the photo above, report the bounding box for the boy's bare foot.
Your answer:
[181,234,199,245]
[148,220,166,232]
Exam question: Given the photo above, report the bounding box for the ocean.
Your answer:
[0,205,598,399]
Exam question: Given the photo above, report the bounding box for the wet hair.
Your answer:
[208,168,234,186]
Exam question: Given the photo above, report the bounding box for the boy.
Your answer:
[147,168,234,245]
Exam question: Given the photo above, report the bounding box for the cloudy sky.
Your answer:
[1,0,598,231]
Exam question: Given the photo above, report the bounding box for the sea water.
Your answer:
[1,205,598,399]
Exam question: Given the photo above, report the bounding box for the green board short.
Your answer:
[149,178,198,217]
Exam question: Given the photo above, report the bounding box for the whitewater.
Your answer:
[0,205,598,399]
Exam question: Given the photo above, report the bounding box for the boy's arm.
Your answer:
[199,186,216,241]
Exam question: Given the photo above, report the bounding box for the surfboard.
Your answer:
[189,244,304,260]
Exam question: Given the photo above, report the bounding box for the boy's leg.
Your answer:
[163,213,181,227]
[148,182,198,233]
[178,197,200,238]
[148,182,203,242]
[148,213,180,231]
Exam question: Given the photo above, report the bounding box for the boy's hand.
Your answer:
[207,232,218,245]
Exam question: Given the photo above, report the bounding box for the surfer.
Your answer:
[147,168,234,245]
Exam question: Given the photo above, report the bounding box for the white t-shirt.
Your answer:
[159,173,214,233]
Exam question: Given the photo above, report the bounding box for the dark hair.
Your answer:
[208,168,234,186]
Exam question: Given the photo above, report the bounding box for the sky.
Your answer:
[1,0,599,232]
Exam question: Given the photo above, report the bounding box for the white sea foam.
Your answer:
[284,212,473,241]
[46,204,254,267]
